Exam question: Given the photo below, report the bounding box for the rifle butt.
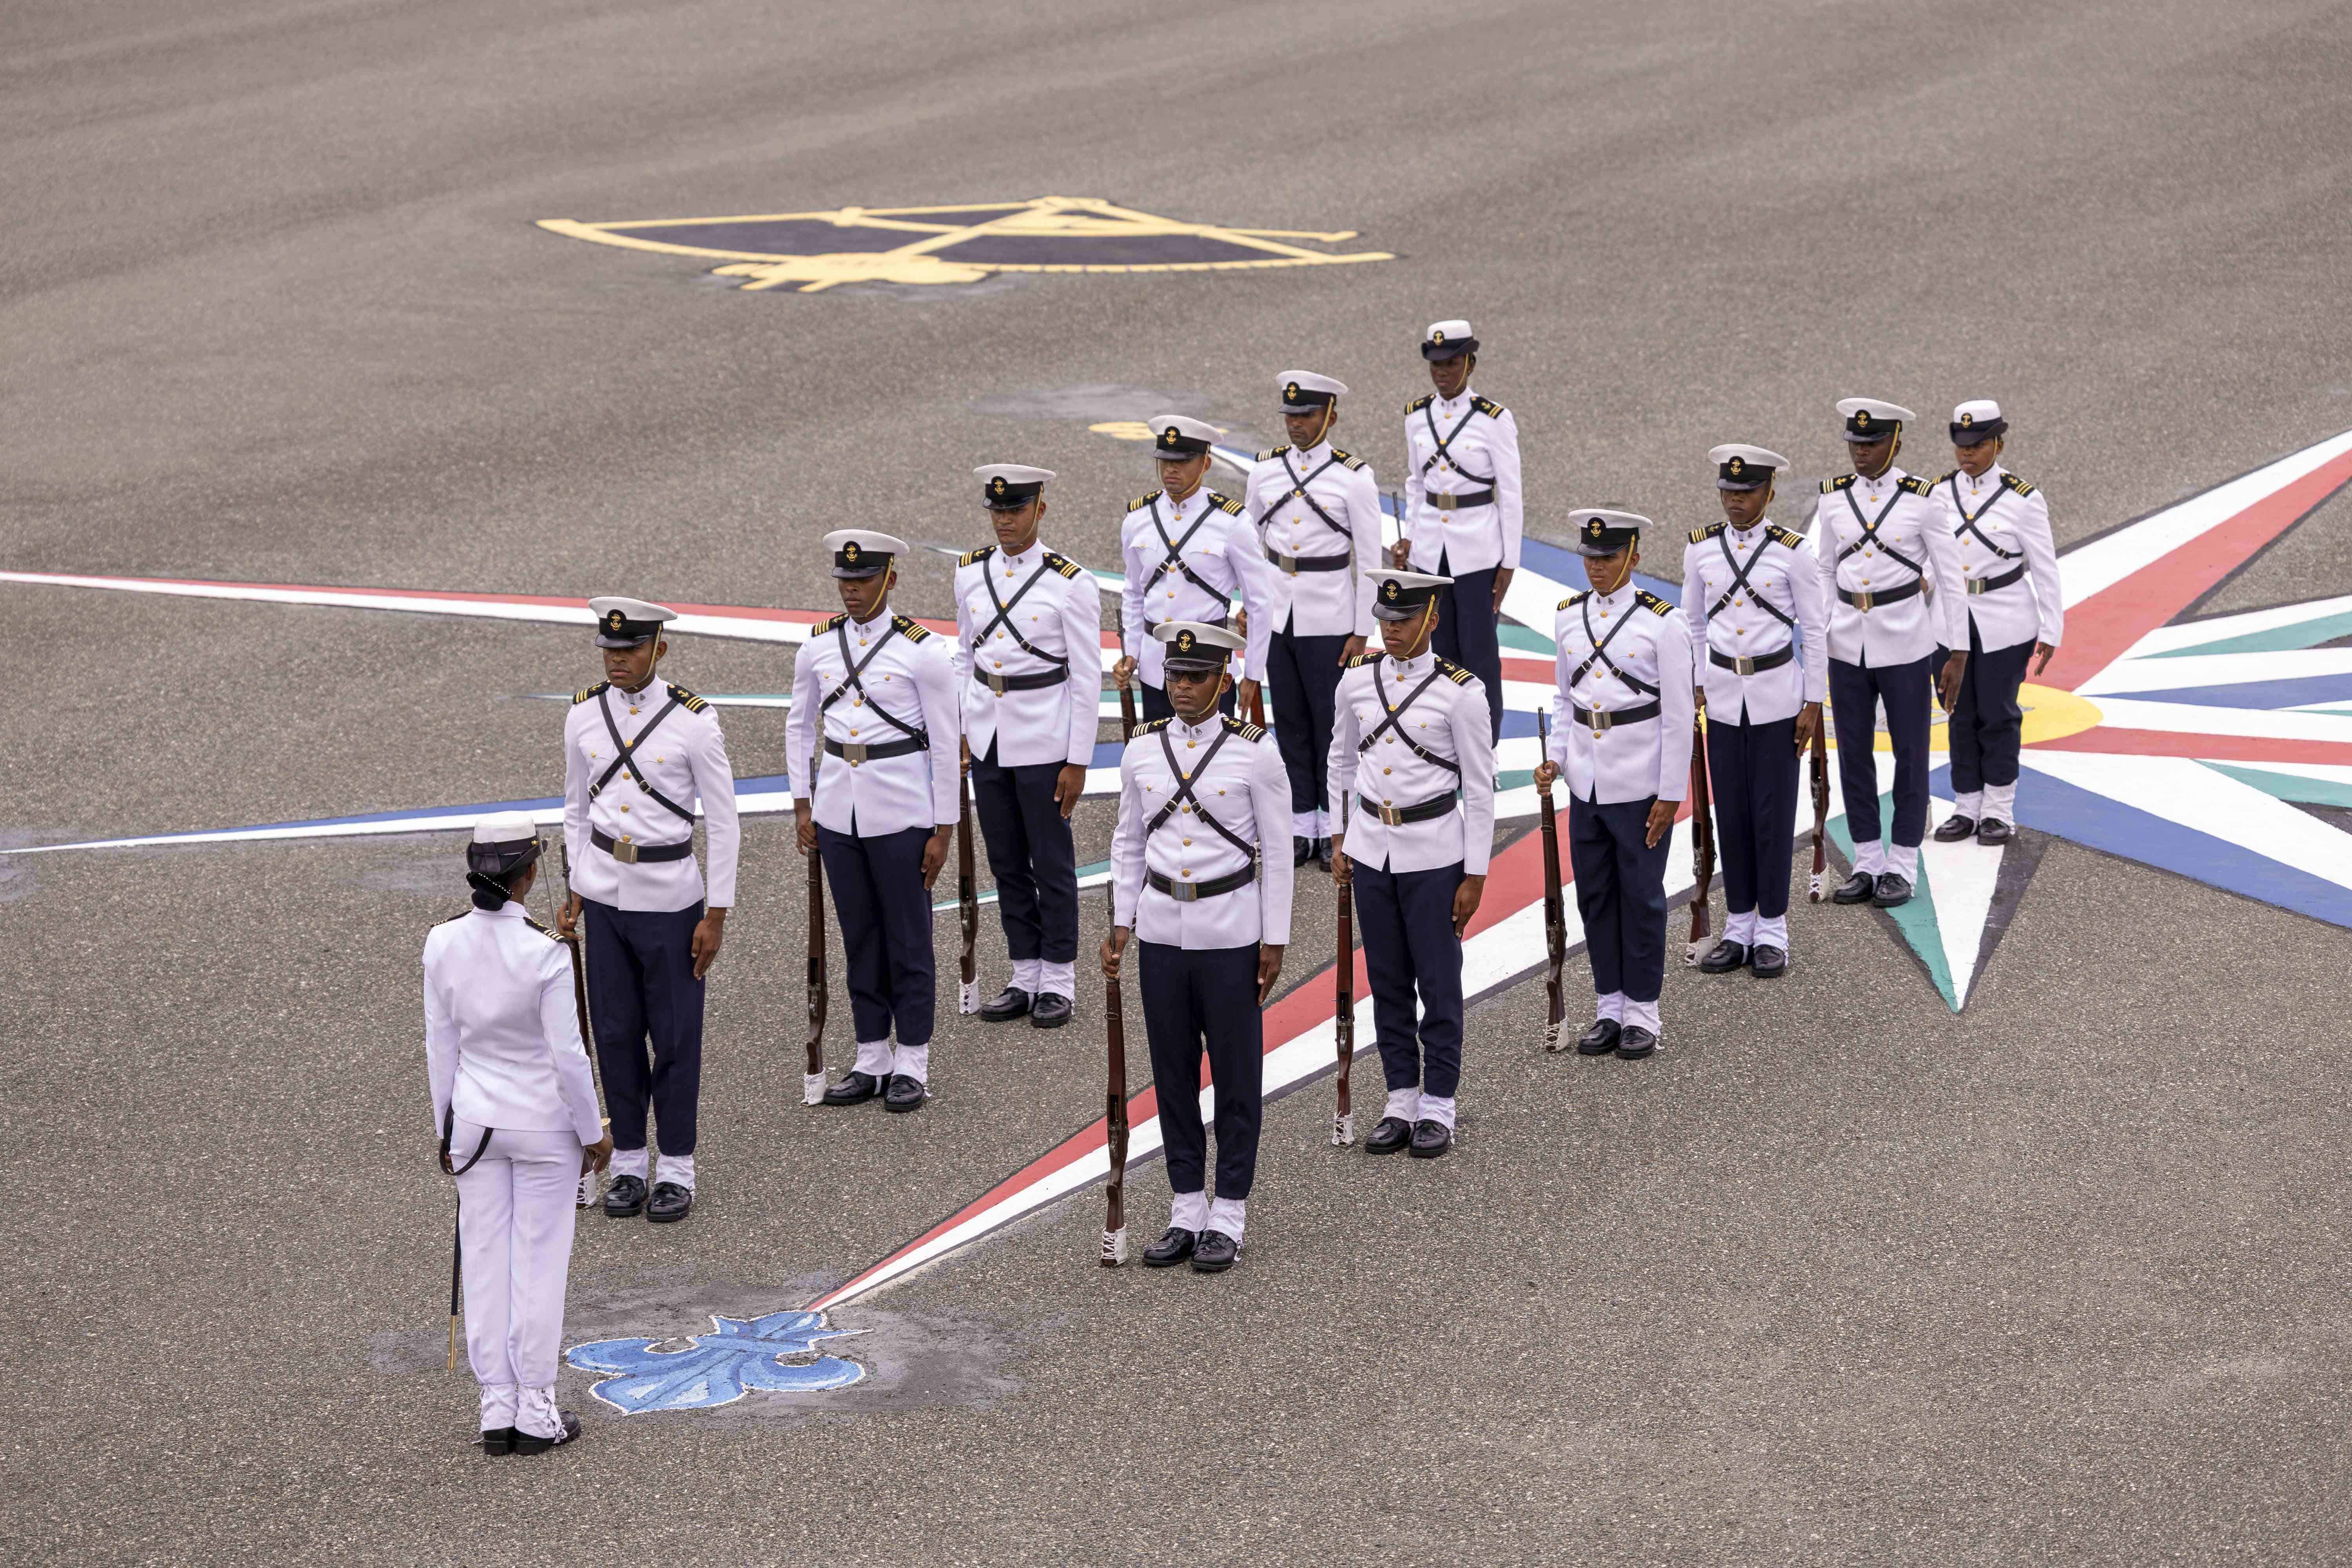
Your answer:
[804,850,826,1100]
[1685,719,1716,964]
[1333,883,1356,1146]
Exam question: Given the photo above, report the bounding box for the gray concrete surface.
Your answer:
[5,1,2351,1561]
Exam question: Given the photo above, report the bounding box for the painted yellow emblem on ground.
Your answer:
[538,196,1394,294]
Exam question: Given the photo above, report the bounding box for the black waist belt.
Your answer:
[1570,700,1663,731]
[824,734,927,764]
[1263,547,1351,575]
[592,828,694,865]
[1709,644,1794,676]
[1967,563,2028,595]
[1838,580,1922,611]
[1427,489,1496,512]
[1147,866,1256,902]
[971,666,1067,693]
[1356,791,1456,828]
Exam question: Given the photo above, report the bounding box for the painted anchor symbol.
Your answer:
[566,1309,866,1413]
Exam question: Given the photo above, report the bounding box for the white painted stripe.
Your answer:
[2123,591,2352,657]
[1918,791,2003,1008]
[2076,697,2352,746]
[2022,750,2352,894]
[2080,647,2352,697]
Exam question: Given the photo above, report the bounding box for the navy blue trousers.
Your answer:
[1267,624,1348,830]
[971,739,1078,965]
[817,822,936,1047]
[1707,716,1799,920]
[1138,942,1263,1201]
[1430,552,1504,742]
[1947,624,2035,794]
[1568,796,1668,1004]
[1351,859,1466,1098]
[1827,653,1933,849]
[582,898,704,1156]
[1139,680,1235,726]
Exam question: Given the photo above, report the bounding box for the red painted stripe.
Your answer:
[2044,449,2352,691]
[2029,728,2352,767]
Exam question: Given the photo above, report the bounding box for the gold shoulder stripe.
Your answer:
[1212,493,1245,515]
[958,545,996,568]
[1690,523,1723,544]
[1898,475,1934,496]
[1134,717,1173,735]
[1127,491,1161,512]
[1256,446,1288,462]
[2002,473,2036,496]
[429,908,469,929]
[1768,526,1806,550]
[1406,394,1432,414]
[1637,590,1672,616]
[667,682,709,711]
[572,681,609,705]
[1046,553,1084,579]
[1346,650,1383,668]
[1443,664,1473,685]
[892,614,931,642]
[1824,475,1855,494]
[1473,396,1504,417]
[1557,592,1587,611]
[1332,449,1367,471]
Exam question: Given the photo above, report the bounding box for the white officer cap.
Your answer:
[1149,415,1218,459]
[466,811,542,888]
[822,529,909,579]
[1566,508,1648,557]
[472,811,539,847]
[1950,399,2008,445]
[1153,619,1245,671]
[975,464,1054,509]
[1708,444,1790,492]
[1422,320,1477,361]
[1278,371,1348,411]
[1835,397,1915,441]
[588,595,679,648]
[1366,567,1453,620]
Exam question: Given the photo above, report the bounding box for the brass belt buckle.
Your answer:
[1171,879,1198,902]
[1432,493,1454,511]
[1732,655,1755,676]
[1378,804,1404,826]
[985,672,1009,695]
[843,742,867,765]
[1273,553,1298,575]
[612,839,639,864]
[1588,709,1612,734]
[1967,578,1988,595]
[1852,590,1875,611]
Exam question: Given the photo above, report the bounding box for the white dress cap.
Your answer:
[472,811,540,847]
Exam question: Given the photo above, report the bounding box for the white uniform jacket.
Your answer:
[1401,388,1524,575]
[423,902,604,1144]
[562,681,739,912]
[1326,650,1497,875]
[1811,468,1965,667]
[1244,441,1384,639]
[1545,585,1695,806]
[1117,488,1279,687]
[1110,712,1294,950]
[1936,465,2063,655]
[787,608,961,837]
[1681,519,1829,725]
[951,540,1103,768]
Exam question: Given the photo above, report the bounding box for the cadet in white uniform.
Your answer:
[788,531,961,1112]
[1932,399,2062,846]
[1245,371,1385,870]
[557,597,739,1225]
[1327,568,1496,1158]
[1112,415,1278,725]
[1103,622,1292,1274]
[1683,446,1828,978]
[1399,319,1524,742]
[954,465,1102,1029]
[1813,399,1967,909]
[426,814,611,1456]
[1536,511,1694,1059]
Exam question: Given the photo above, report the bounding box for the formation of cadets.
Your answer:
[424,320,2063,1448]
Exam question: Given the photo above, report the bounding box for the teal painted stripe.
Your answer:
[1828,805,1959,1012]
[2200,762,2352,810]
[1499,624,1554,653]
[2145,608,2352,659]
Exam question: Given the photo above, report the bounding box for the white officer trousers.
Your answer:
[453,1122,581,1435]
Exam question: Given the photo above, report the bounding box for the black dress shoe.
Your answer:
[1749,944,1787,978]
[1030,992,1073,1029]
[1695,939,1749,974]
[1933,813,1978,842]
[883,1073,926,1112]
[481,1427,517,1457]
[1142,1227,1197,1267]
[1293,836,1313,867]
[1831,871,1876,904]
[1191,1229,1240,1272]
[1364,1116,1412,1155]
[1976,818,2014,846]
[646,1181,692,1223]
[1614,1026,1657,1059]
[601,1175,646,1219]
[1313,837,1333,873]
[822,1070,884,1106]
[979,986,1031,1022]
[512,1411,582,1455]
[1575,1018,1622,1055]
[1871,872,1913,907]
[1408,1119,1452,1159]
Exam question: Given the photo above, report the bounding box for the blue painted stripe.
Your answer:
[2082,673,2352,711]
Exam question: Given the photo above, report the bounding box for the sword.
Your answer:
[956,747,979,1015]
[1102,882,1130,1266]
[1332,794,1355,1145]
[1808,716,1832,901]
[1686,702,1717,965]
[1536,706,1568,1050]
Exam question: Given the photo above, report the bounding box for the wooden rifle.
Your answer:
[1808,717,1832,900]
[804,846,826,1103]
[1685,702,1717,964]
[1536,707,1568,1050]
[1332,795,1355,1145]
[956,748,979,1013]
[557,842,609,1206]
[1102,877,1130,1266]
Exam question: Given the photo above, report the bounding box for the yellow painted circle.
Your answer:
[1832,682,2103,753]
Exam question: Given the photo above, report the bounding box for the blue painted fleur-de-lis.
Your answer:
[565,1309,866,1414]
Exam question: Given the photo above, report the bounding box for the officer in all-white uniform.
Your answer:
[1245,371,1385,871]
[954,465,1102,1030]
[1814,399,1967,908]
[1535,511,1694,1060]
[1399,319,1523,742]
[1682,446,1828,978]
[1102,622,1292,1274]
[1933,399,2062,846]
[426,814,612,1456]
[1327,568,1496,1158]
[1112,415,1278,725]
[557,597,739,1226]
[788,531,961,1113]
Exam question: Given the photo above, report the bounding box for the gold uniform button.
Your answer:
[620,805,630,813]
[1183,838,1192,846]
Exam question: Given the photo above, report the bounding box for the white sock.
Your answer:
[1170,1190,1209,1233]
[1953,789,1982,820]
[853,1039,892,1076]
[1595,990,1626,1023]
[1419,1094,1457,1131]
[479,1384,517,1432]
[1038,959,1076,1000]
[1984,781,2017,820]
[1724,908,1758,946]
[1291,809,1317,838]
[655,1151,694,1191]
[516,1386,564,1440]
[1622,998,1662,1038]
[1206,1195,1247,1243]
[1852,838,1886,875]
[609,1147,650,1181]
[1013,957,1043,995]
[1886,842,1919,880]
[1383,1086,1422,1124]
[892,1043,930,1084]
[1315,809,1331,838]
[1754,913,1789,951]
